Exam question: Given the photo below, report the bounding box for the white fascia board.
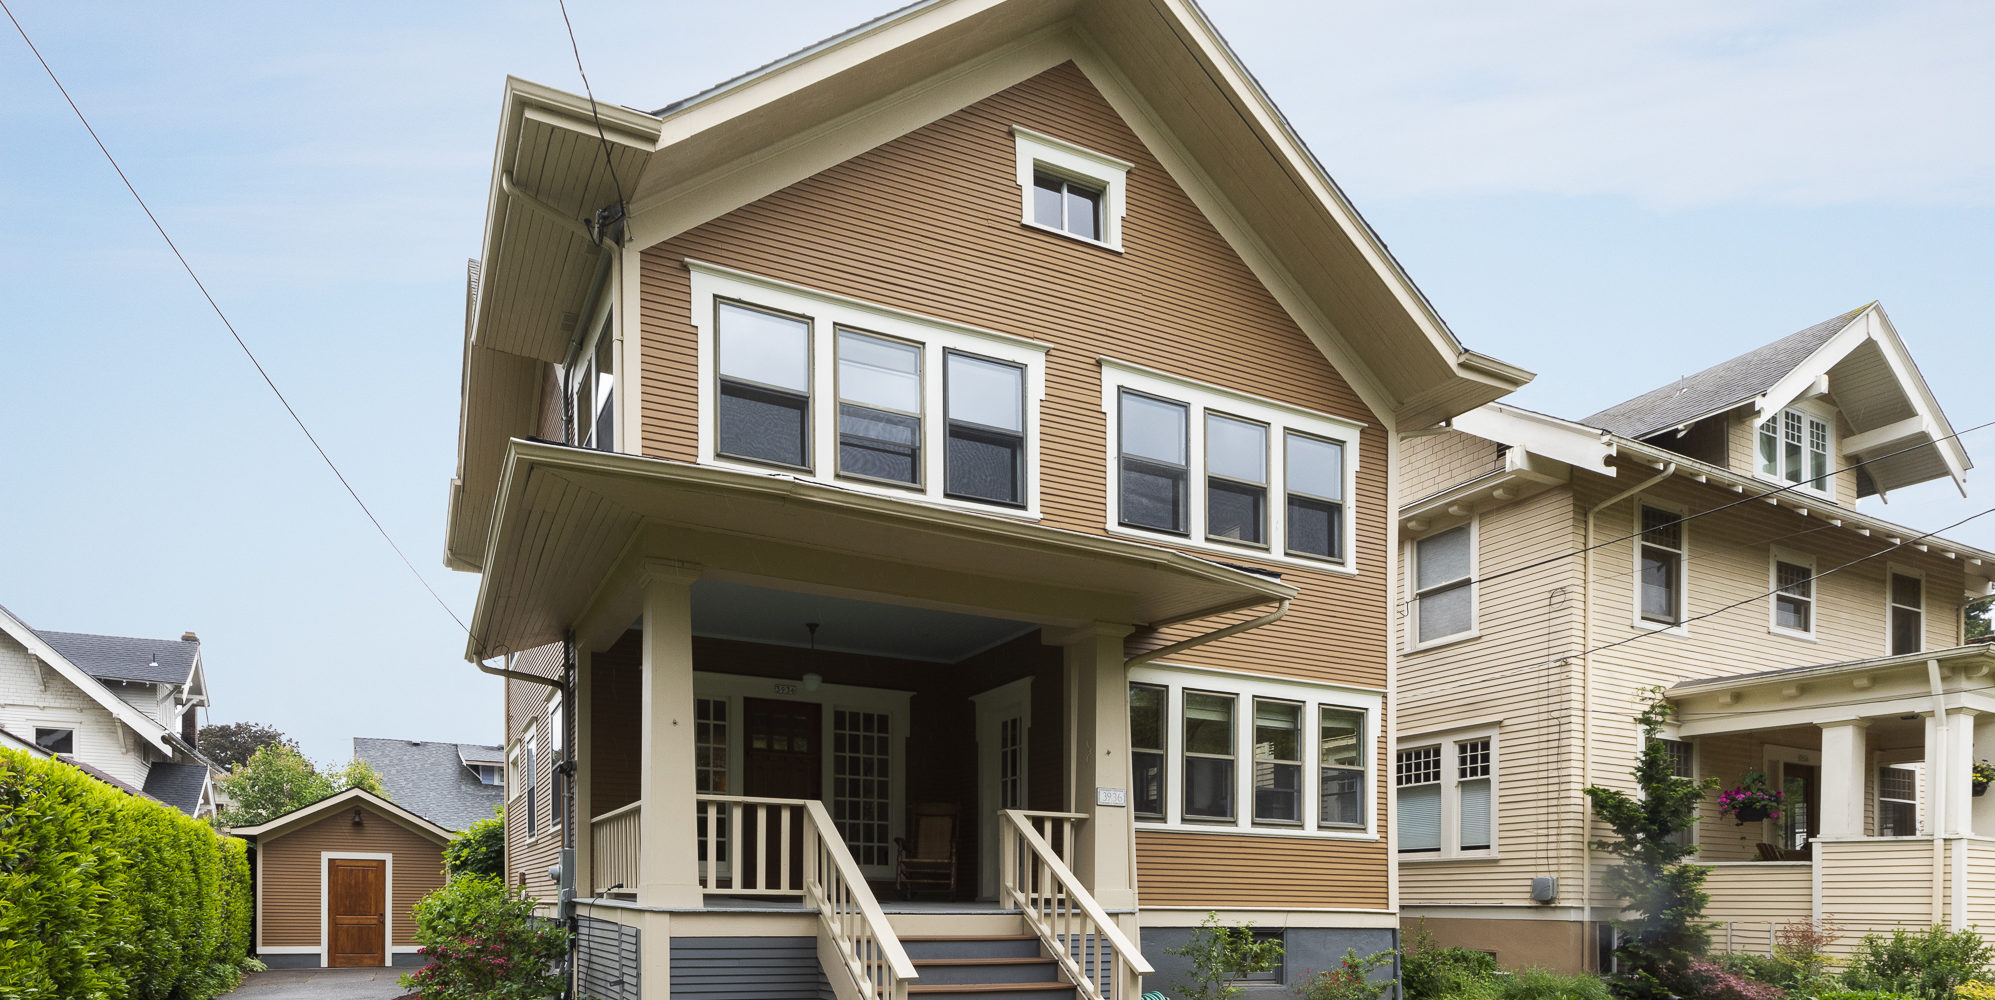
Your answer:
[1449,403,1617,474]
[0,610,172,753]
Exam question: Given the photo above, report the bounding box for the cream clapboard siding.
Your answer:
[0,630,156,789]
[1396,486,1587,904]
[503,642,564,906]
[1966,840,1995,930]
[1401,430,1505,506]
[1702,863,1810,950]
[1818,838,1943,948]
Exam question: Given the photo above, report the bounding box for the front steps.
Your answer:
[902,934,1075,1000]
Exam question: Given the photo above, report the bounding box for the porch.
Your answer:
[1669,645,1995,953]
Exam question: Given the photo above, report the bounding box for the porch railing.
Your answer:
[696,794,915,1000]
[999,809,1152,1000]
[590,802,641,895]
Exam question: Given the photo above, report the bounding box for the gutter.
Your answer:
[1578,460,1675,968]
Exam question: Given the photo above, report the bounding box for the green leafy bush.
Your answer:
[1494,968,1613,1000]
[1163,912,1285,1000]
[399,874,570,1000]
[1809,992,1920,1000]
[1293,948,1397,1000]
[0,746,251,1000]
[443,806,504,879]
[1840,927,1995,1000]
[1401,922,1500,1000]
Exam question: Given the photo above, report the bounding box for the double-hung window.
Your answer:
[945,352,1027,505]
[1770,552,1816,637]
[1205,414,1268,545]
[1638,505,1686,627]
[569,316,616,451]
[1397,732,1496,857]
[717,301,813,469]
[1183,691,1236,821]
[1285,433,1345,561]
[1252,699,1303,825]
[1318,707,1365,829]
[836,329,923,486]
[1120,391,1191,533]
[1877,764,1919,836]
[520,724,539,840]
[1129,684,1167,820]
[1412,525,1475,645]
[1889,571,1923,655]
[1758,408,1832,494]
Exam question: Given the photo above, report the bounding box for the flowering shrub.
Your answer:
[1686,960,1786,1000]
[398,875,568,1000]
[1292,948,1396,1000]
[1718,770,1785,823]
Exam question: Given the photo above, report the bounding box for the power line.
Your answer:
[2,0,472,637]
[556,0,628,244]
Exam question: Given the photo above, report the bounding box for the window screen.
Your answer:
[1774,560,1813,633]
[1415,526,1475,642]
[1205,413,1268,545]
[1252,700,1302,824]
[1318,707,1365,829]
[1640,506,1684,625]
[837,330,922,485]
[1890,573,1923,655]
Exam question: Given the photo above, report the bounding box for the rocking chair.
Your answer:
[893,804,958,900]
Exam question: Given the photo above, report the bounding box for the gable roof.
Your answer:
[1583,308,1860,440]
[34,629,200,686]
[226,785,454,843]
[353,737,505,832]
[0,603,172,752]
[141,761,212,816]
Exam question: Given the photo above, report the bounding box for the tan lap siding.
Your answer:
[258,808,446,950]
[1135,830,1387,909]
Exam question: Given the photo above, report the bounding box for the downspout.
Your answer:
[1579,462,1675,968]
[1929,657,1947,925]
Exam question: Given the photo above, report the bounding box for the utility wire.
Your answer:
[3,0,472,637]
[556,0,628,243]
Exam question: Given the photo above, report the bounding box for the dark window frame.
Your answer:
[1283,429,1347,564]
[34,727,74,755]
[1181,689,1237,823]
[942,349,1028,507]
[1129,683,1168,821]
[1117,388,1191,535]
[714,297,815,472]
[1029,169,1105,242]
[1203,410,1270,549]
[834,325,926,490]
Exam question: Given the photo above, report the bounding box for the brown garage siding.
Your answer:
[257,807,447,950]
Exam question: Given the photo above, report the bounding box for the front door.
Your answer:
[327,858,385,967]
[741,698,821,891]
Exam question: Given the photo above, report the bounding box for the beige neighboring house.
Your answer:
[1393,303,1995,972]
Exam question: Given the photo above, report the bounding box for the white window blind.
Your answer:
[1397,747,1442,852]
[1415,526,1475,643]
[1457,739,1492,850]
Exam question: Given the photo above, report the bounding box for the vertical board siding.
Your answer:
[504,641,564,905]
[669,937,831,999]
[576,915,641,1000]
[257,807,447,950]
[635,61,1392,907]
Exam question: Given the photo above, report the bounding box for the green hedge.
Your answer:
[0,746,251,999]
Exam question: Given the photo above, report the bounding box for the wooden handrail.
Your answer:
[590,800,641,824]
[1000,809,1151,1000]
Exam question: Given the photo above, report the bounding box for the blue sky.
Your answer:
[2,1,1990,765]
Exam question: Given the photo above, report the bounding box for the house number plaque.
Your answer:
[1096,786,1127,807]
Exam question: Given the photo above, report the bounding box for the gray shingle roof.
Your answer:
[141,762,210,815]
[1581,308,1864,439]
[353,737,505,832]
[33,629,199,685]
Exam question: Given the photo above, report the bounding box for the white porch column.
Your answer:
[1942,708,1980,836]
[1818,719,1871,839]
[574,645,594,896]
[1976,714,1995,836]
[638,560,703,908]
[1052,623,1137,911]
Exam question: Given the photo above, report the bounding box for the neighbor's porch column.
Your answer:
[638,559,703,908]
[1052,622,1136,911]
[1818,719,1871,839]
[1941,708,1980,837]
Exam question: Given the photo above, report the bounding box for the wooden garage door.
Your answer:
[327,859,385,967]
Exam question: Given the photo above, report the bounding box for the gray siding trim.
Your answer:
[670,936,832,999]
[577,915,641,1000]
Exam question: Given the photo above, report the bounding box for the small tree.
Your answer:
[326,756,391,799]
[194,722,297,772]
[215,746,392,826]
[1583,691,1719,998]
[444,807,505,879]
[1969,599,1990,643]
[399,875,569,1000]
[1166,912,1285,1000]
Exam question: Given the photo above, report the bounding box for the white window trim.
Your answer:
[1753,403,1836,499]
[1396,726,1499,861]
[545,690,564,831]
[521,722,539,843]
[1129,662,1382,841]
[1767,547,1819,641]
[1407,519,1479,651]
[1887,562,1926,656]
[689,260,1049,519]
[1632,499,1690,634]
[1101,359,1364,575]
[1012,126,1131,252]
[506,741,525,802]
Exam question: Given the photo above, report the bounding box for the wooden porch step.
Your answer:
[914,957,1055,966]
[907,984,1073,994]
[902,934,1039,942]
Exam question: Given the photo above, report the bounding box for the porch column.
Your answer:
[1817,719,1871,839]
[574,646,594,896]
[1941,708,1980,836]
[1053,623,1136,911]
[638,559,703,908]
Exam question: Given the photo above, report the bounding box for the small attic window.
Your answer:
[1757,408,1832,495]
[1013,126,1130,251]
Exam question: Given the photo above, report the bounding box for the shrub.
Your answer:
[1293,948,1396,1000]
[1686,960,1786,1000]
[0,746,251,1000]
[1494,968,1613,1000]
[443,807,504,879]
[1164,912,1285,1000]
[1401,921,1500,1000]
[399,875,570,1000]
[1810,992,1920,1000]
[1960,983,1995,1000]
[1841,927,1995,1000]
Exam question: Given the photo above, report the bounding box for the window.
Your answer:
[1031,172,1102,241]
[547,691,564,757]
[1286,432,1346,562]
[716,300,812,469]
[1120,391,1190,533]
[832,710,893,868]
[695,697,728,794]
[1413,525,1475,645]
[837,329,922,486]
[1013,127,1130,250]
[1639,505,1685,627]
[1205,413,1268,545]
[522,725,539,839]
[34,727,73,755]
[1183,691,1236,821]
[694,264,1046,513]
[1238,930,1285,984]
[945,352,1026,505]
[568,315,615,451]
[1878,764,1919,836]
[1130,684,1167,820]
[472,763,502,786]
[507,744,524,797]
[1757,408,1832,494]
[1889,571,1923,655]
[1771,553,1816,637]
[1318,707,1365,829]
[1398,733,1496,857]
[1252,699,1303,825]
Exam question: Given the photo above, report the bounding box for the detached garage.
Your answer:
[231,787,451,968]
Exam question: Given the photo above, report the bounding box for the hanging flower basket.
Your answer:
[1718,770,1784,827]
[1973,762,1994,797]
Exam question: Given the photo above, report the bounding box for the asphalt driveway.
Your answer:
[219,967,412,1000]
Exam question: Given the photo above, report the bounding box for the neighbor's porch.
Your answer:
[1669,645,1995,953]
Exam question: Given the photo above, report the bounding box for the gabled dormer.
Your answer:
[1582,303,1970,505]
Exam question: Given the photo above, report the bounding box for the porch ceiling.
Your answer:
[465,440,1296,659]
